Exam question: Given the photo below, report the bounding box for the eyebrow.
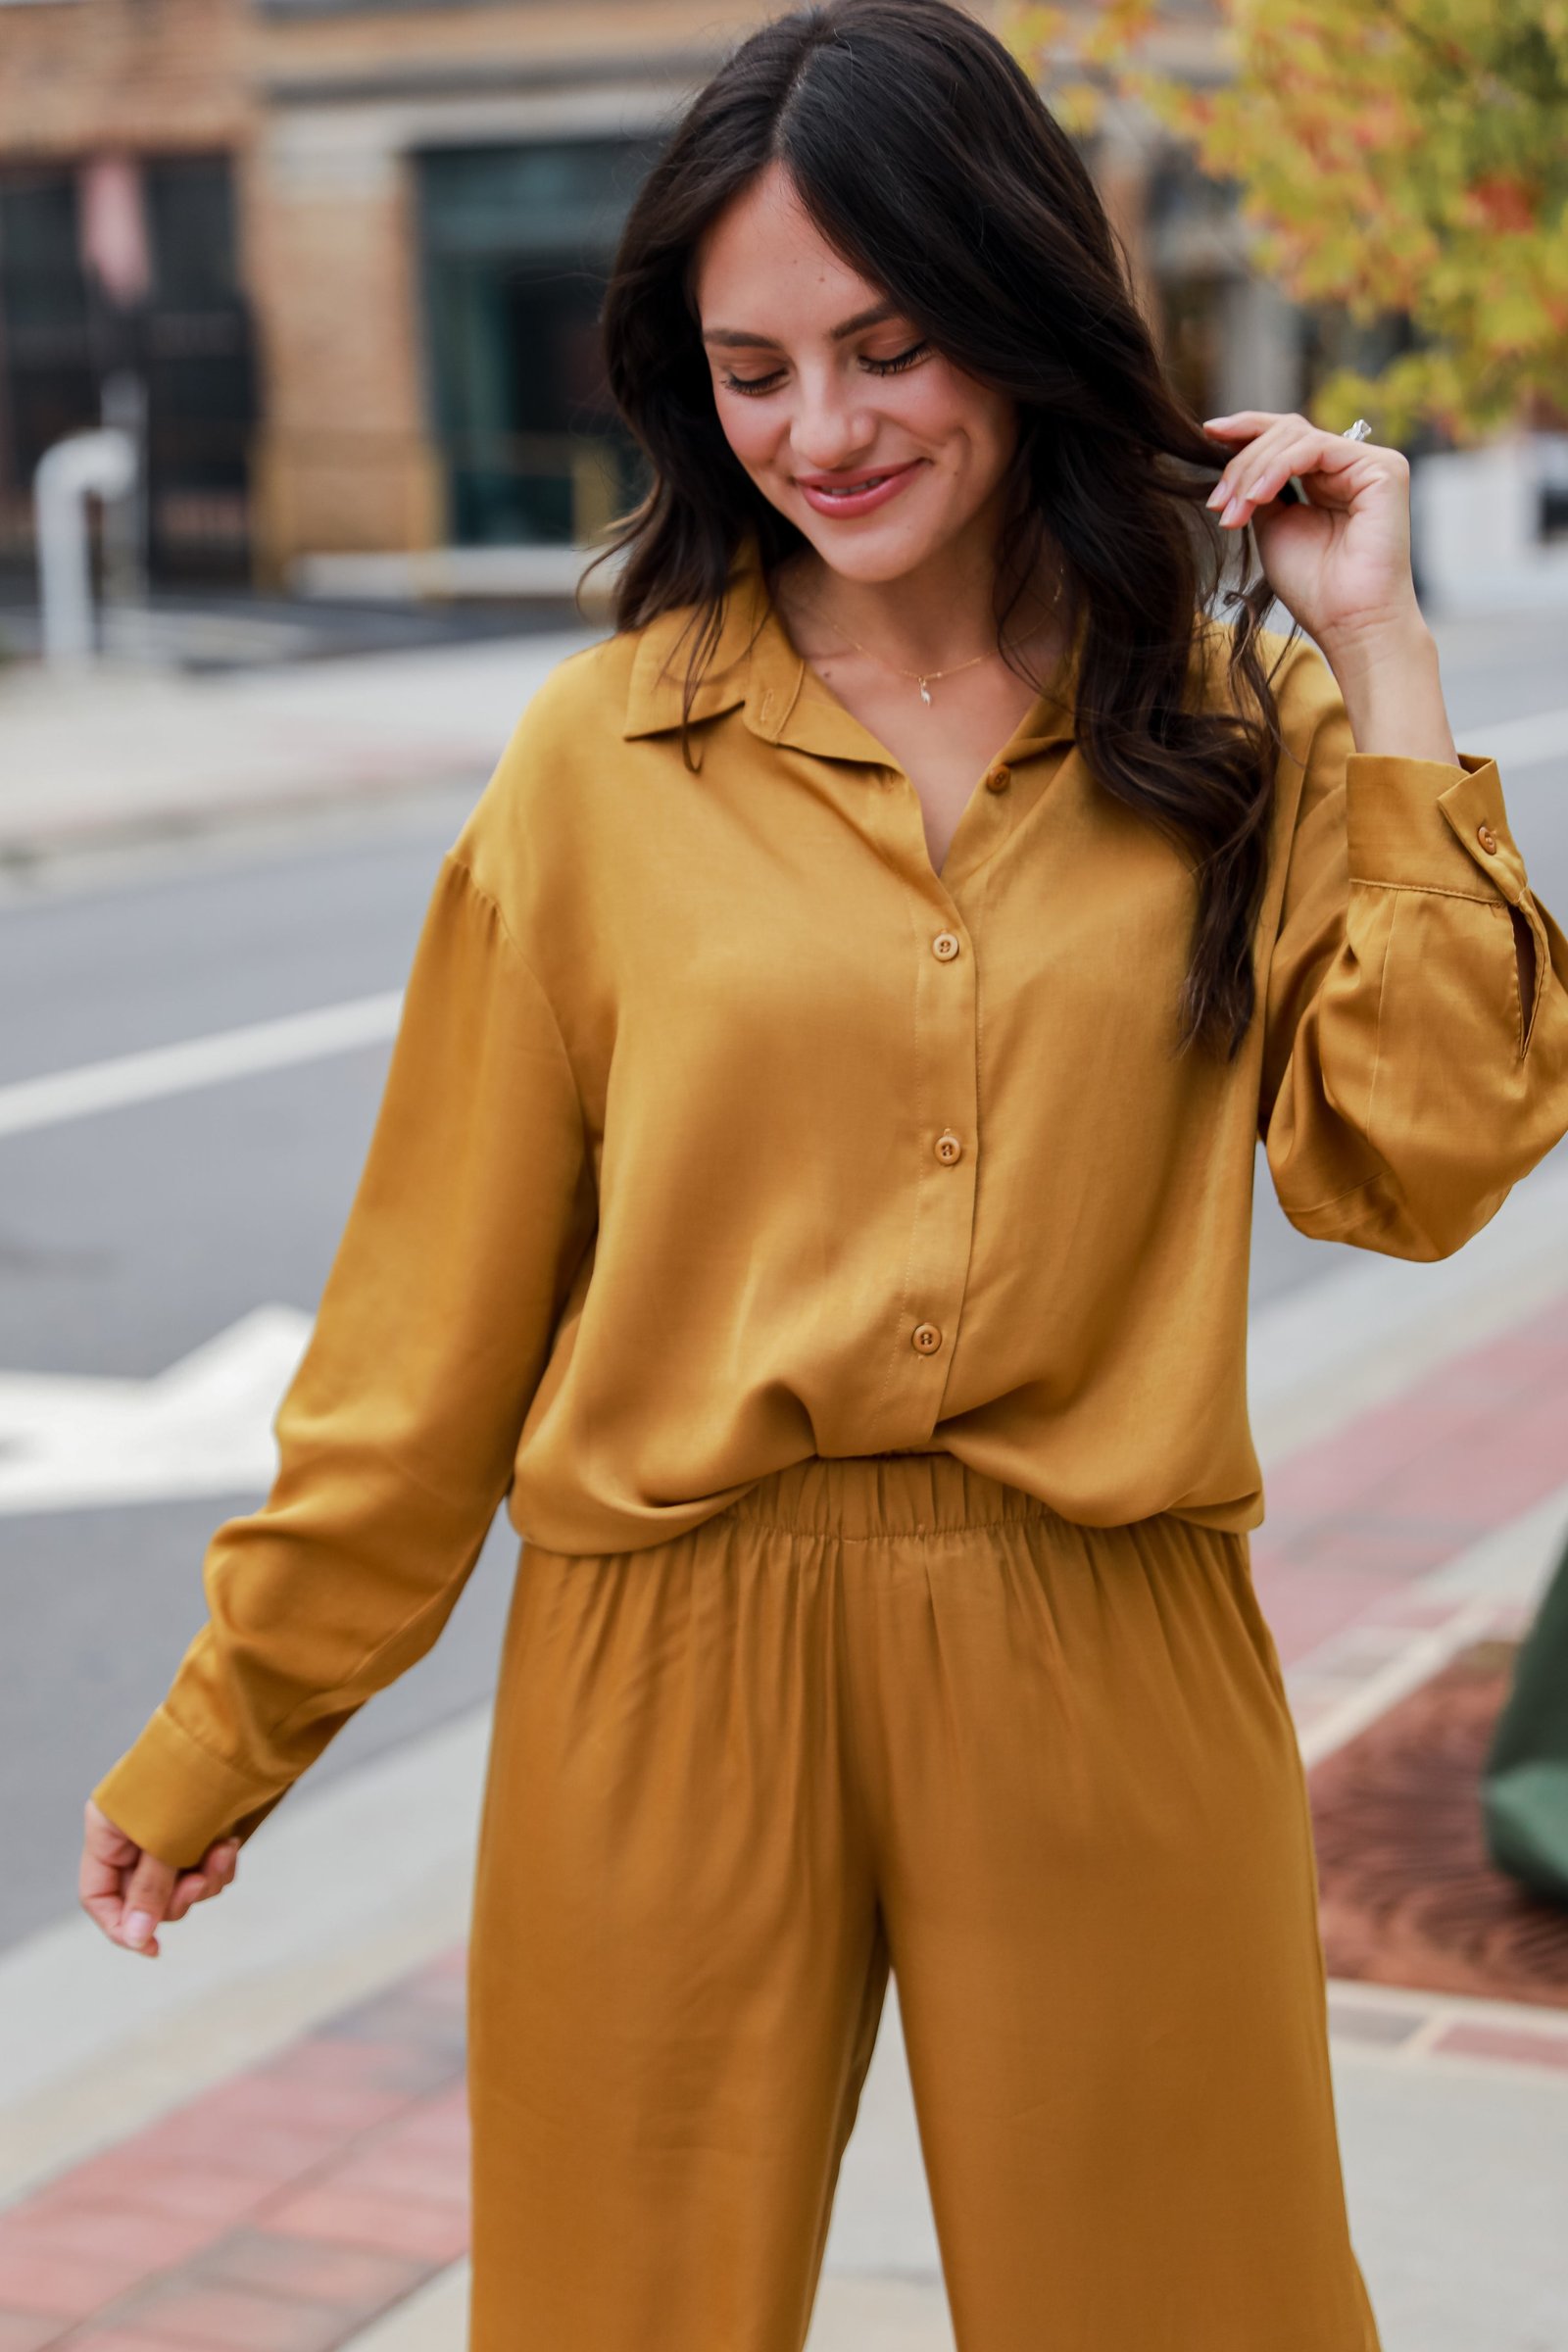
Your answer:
[700,299,903,351]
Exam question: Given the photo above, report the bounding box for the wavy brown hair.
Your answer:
[585,0,1300,1057]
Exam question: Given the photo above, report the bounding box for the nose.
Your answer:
[789,365,878,473]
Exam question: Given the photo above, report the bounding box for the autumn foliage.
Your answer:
[1004,0,1568,441]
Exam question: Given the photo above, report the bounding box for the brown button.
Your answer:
[932,930,961,960]
[934,1129,963,1165]
[1477,822,1499,855]
[984,763,1011,793]
[911,1321,943,1354]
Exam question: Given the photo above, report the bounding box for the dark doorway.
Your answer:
[0,153,256,585]
[416,137,661,547]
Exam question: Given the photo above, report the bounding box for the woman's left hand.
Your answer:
[1201,411,1422,661]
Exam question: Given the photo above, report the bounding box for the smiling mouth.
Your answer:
[812,474,896,496]
[801,462,918,498]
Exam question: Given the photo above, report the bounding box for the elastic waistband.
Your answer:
[714,1451,1054,1540]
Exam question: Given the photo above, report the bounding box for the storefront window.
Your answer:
[416,136,662,547]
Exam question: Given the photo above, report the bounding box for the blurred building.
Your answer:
[0,0,256,582]
[0,0,1314,592]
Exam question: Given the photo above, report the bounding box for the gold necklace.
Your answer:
[785,572,1063,707]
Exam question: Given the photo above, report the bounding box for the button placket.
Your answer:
[858,745,1030,1446]
[881,891,982,1442]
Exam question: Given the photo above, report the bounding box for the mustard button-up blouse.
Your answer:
[93,537,1568,1868]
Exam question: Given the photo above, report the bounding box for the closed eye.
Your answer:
[720,340,932,397]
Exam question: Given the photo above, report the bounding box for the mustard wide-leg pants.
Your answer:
[467,1452,1382,2352]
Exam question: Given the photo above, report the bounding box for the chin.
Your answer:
[790,518,957,586]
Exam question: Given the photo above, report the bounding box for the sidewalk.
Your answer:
[3,1166,1568,2351]
[0,628,596,867]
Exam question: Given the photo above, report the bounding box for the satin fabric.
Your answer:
[91,538,1568,1870]
[466,1449,1382,2352]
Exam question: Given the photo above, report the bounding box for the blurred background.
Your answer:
[0,0,1562,631]
[2,4,1568,2351]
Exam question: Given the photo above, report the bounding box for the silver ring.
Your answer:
[1343,417,1373,441]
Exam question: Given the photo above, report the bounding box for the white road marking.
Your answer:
[0,993,403,1140]
[0,1306,313,1515]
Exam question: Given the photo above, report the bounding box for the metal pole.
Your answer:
[33,428,137,665]
[100,370,149,612]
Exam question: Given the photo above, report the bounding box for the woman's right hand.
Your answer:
[79,1796,241,1957]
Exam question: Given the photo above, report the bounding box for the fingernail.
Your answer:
[1220,496,1245,525]
[123,1910,154,1946]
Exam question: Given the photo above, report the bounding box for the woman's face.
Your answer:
[693,159,1021,587]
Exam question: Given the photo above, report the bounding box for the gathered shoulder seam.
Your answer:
[439,850,583,1102]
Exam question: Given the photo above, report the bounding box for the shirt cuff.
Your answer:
[1345,752,1526,904]
[91,1705,279,1872]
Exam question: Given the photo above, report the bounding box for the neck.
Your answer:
[775,520,1061,674]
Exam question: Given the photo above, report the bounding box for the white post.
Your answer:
[100,373,150,612]
[32,428,138,666]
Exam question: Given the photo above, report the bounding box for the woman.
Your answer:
[82,2,1568,2345]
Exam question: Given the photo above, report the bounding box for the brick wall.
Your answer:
[0,0,250,158]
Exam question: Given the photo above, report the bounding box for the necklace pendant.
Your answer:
[918,679,932,706]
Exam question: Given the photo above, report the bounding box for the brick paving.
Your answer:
[0,1955,468,2349]
[1253,1292,1568,1683]
[1310,1637,1568,2008]
[3,1289,1566,2346]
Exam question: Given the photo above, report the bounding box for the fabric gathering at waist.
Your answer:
[714,1450,1055,1541]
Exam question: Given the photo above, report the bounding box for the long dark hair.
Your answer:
[587,0,1298,1057]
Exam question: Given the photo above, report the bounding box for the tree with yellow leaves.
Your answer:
[1005,0,1568,442]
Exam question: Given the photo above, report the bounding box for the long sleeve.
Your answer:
[1258,639,1568,1259]
[91,852,598,1870]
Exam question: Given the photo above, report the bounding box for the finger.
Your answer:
[1241,432,1363,510]
[79,1868,128,1944]
[1211,425,1365,524]
[1202,416,1307,515]
[1200,411,1284,452]
[118,1853,178,1956]
[79,1809,139,1943]
[80,1817,130,1903]
[167,1839,241,1920]
[165,1868,216,1923]
[203,1836,241,1891]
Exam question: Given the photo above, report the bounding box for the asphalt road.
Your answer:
[4,606,1566,1957]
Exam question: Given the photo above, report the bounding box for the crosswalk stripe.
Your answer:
[0,994,404,1139]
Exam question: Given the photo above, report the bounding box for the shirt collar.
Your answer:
[621,527,1083,763]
